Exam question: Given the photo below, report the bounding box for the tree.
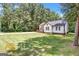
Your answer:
[1,4,14,32]
[0,3,60,32]
[61,3,79,46]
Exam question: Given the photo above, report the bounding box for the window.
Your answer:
[55,26,61,31]
[59,26,61,31]
[55,26,57,31]
[46,27,49,30]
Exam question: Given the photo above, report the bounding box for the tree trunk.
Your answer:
[73,17,79,46]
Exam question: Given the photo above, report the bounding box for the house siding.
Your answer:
[44,23,68,34]
[39,20,68,34]
[44,24,52,33]
[52,26,65,33]
[65,22,68,33]
[39,25,44,32]
[39,22,46,32]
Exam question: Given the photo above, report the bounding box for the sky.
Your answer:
[0,3,63,16]
[43,3,63,17]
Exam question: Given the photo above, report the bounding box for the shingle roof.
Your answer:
[47,20,67,26]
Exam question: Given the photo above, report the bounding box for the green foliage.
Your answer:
[0,3,60,32]
[1,32,79,56]
[61,3,79,32]
[7,34,74,56]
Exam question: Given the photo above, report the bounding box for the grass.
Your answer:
[0,32,79,56]
[0,32,48,52]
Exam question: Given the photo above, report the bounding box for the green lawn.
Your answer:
[0,32,79,56]
[0,32,48,52]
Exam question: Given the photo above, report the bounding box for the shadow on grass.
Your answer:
[8,35,72,56]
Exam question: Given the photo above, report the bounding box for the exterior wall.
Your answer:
[65,22,68,33]
[39,23,45,32]
[52,26,65,33]
[43,22,68,34]
[44,24,52,33]
[39,25,44,32]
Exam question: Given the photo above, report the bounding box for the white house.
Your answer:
[39,20,68,34]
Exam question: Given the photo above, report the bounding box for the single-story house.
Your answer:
[39,20,68,34]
